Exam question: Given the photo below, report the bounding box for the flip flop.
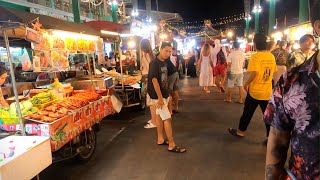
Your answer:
[228,128,244,137]
[168,146,186,153]
[158,140,169,146]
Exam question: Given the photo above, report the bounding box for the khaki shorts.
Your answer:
[150,98,171,121]
[227,73,243,88]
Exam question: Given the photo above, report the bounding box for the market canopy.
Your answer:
[83,21,130,34]
[0,6,100,37]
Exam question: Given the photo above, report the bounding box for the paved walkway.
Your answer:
[41,77,268,180]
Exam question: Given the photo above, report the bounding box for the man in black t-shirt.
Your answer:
[147,42,186,153]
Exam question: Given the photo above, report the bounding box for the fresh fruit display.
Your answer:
[77,39,88,52]
[0,101,39,124]
[52,36,66,49]
[66,38,77,53]
[30,92,55,105]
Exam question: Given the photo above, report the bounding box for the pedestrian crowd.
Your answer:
[138,14,319,179]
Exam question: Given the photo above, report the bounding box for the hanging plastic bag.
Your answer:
[21,48,32,71]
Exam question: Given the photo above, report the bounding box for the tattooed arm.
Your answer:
[265,127,290,180]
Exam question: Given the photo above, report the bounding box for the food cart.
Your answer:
[0,7,117,179]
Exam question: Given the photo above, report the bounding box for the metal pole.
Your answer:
[2,28,25,136]
[86,54,95,91]
[255,13,259,33]
[268,0,276,35]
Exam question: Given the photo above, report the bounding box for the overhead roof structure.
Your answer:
[125,8,183,23]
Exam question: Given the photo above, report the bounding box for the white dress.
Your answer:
[199,55,213,87]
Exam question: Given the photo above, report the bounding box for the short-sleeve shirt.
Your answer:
[271,48,289,66]
[147,57,169,99]
[227,49,245,74]
[264,51,320,180]
[166,57,178,76]
[247,51,277,100]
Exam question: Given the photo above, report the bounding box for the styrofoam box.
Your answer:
[0,136,52,180]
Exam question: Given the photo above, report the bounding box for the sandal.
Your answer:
[168,146,186,153]
[224,99,232,103]
[144,122,157,129]
[158,140,169,146]
[236,100,244,104]
[220,87,225,93]
[228,128,244,137]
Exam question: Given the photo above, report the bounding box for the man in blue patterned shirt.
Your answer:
[264,7,320,179]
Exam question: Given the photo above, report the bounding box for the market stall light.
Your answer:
[227,31,234,38]
[112,0,117,5]
[120,33,135,37]
[160,33,168,40]
[293,43,300,50]
[101,30,120,36]
[131,10,139,17]
[51,30,99,41]
[128,40,136,49]
[152,25,158,31]
[284,29,290,35]
[248,34,253,39]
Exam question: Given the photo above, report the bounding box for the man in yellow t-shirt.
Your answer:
[228,33,277,145]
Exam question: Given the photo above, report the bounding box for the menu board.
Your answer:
[65,38,77,53]
[51,50,69,70]
[87,40,95,52]
[34,50,52,71]
[77,39,88,52]
[52,36,66,50]
[32,33,52,51]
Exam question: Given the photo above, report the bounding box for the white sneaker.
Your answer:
[144,122,157,129]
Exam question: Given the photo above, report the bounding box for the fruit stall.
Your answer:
[0,16,117,179]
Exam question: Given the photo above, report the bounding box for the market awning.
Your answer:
[82,21,130,34]
[0,6,100,36]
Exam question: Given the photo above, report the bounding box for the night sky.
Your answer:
[137,0,301,35]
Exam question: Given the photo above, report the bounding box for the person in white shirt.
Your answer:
[225,41,245,103]
[140,39,157,129]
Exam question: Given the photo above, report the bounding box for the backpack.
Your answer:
[217,48,226,65]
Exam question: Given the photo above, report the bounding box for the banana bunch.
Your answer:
[30,92,53,104]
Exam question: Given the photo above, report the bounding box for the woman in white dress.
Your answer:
[199,43,214,93]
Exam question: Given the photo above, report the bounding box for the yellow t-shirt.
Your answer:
[247,51,277,100]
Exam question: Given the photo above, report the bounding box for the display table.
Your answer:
[0,136,52,180]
